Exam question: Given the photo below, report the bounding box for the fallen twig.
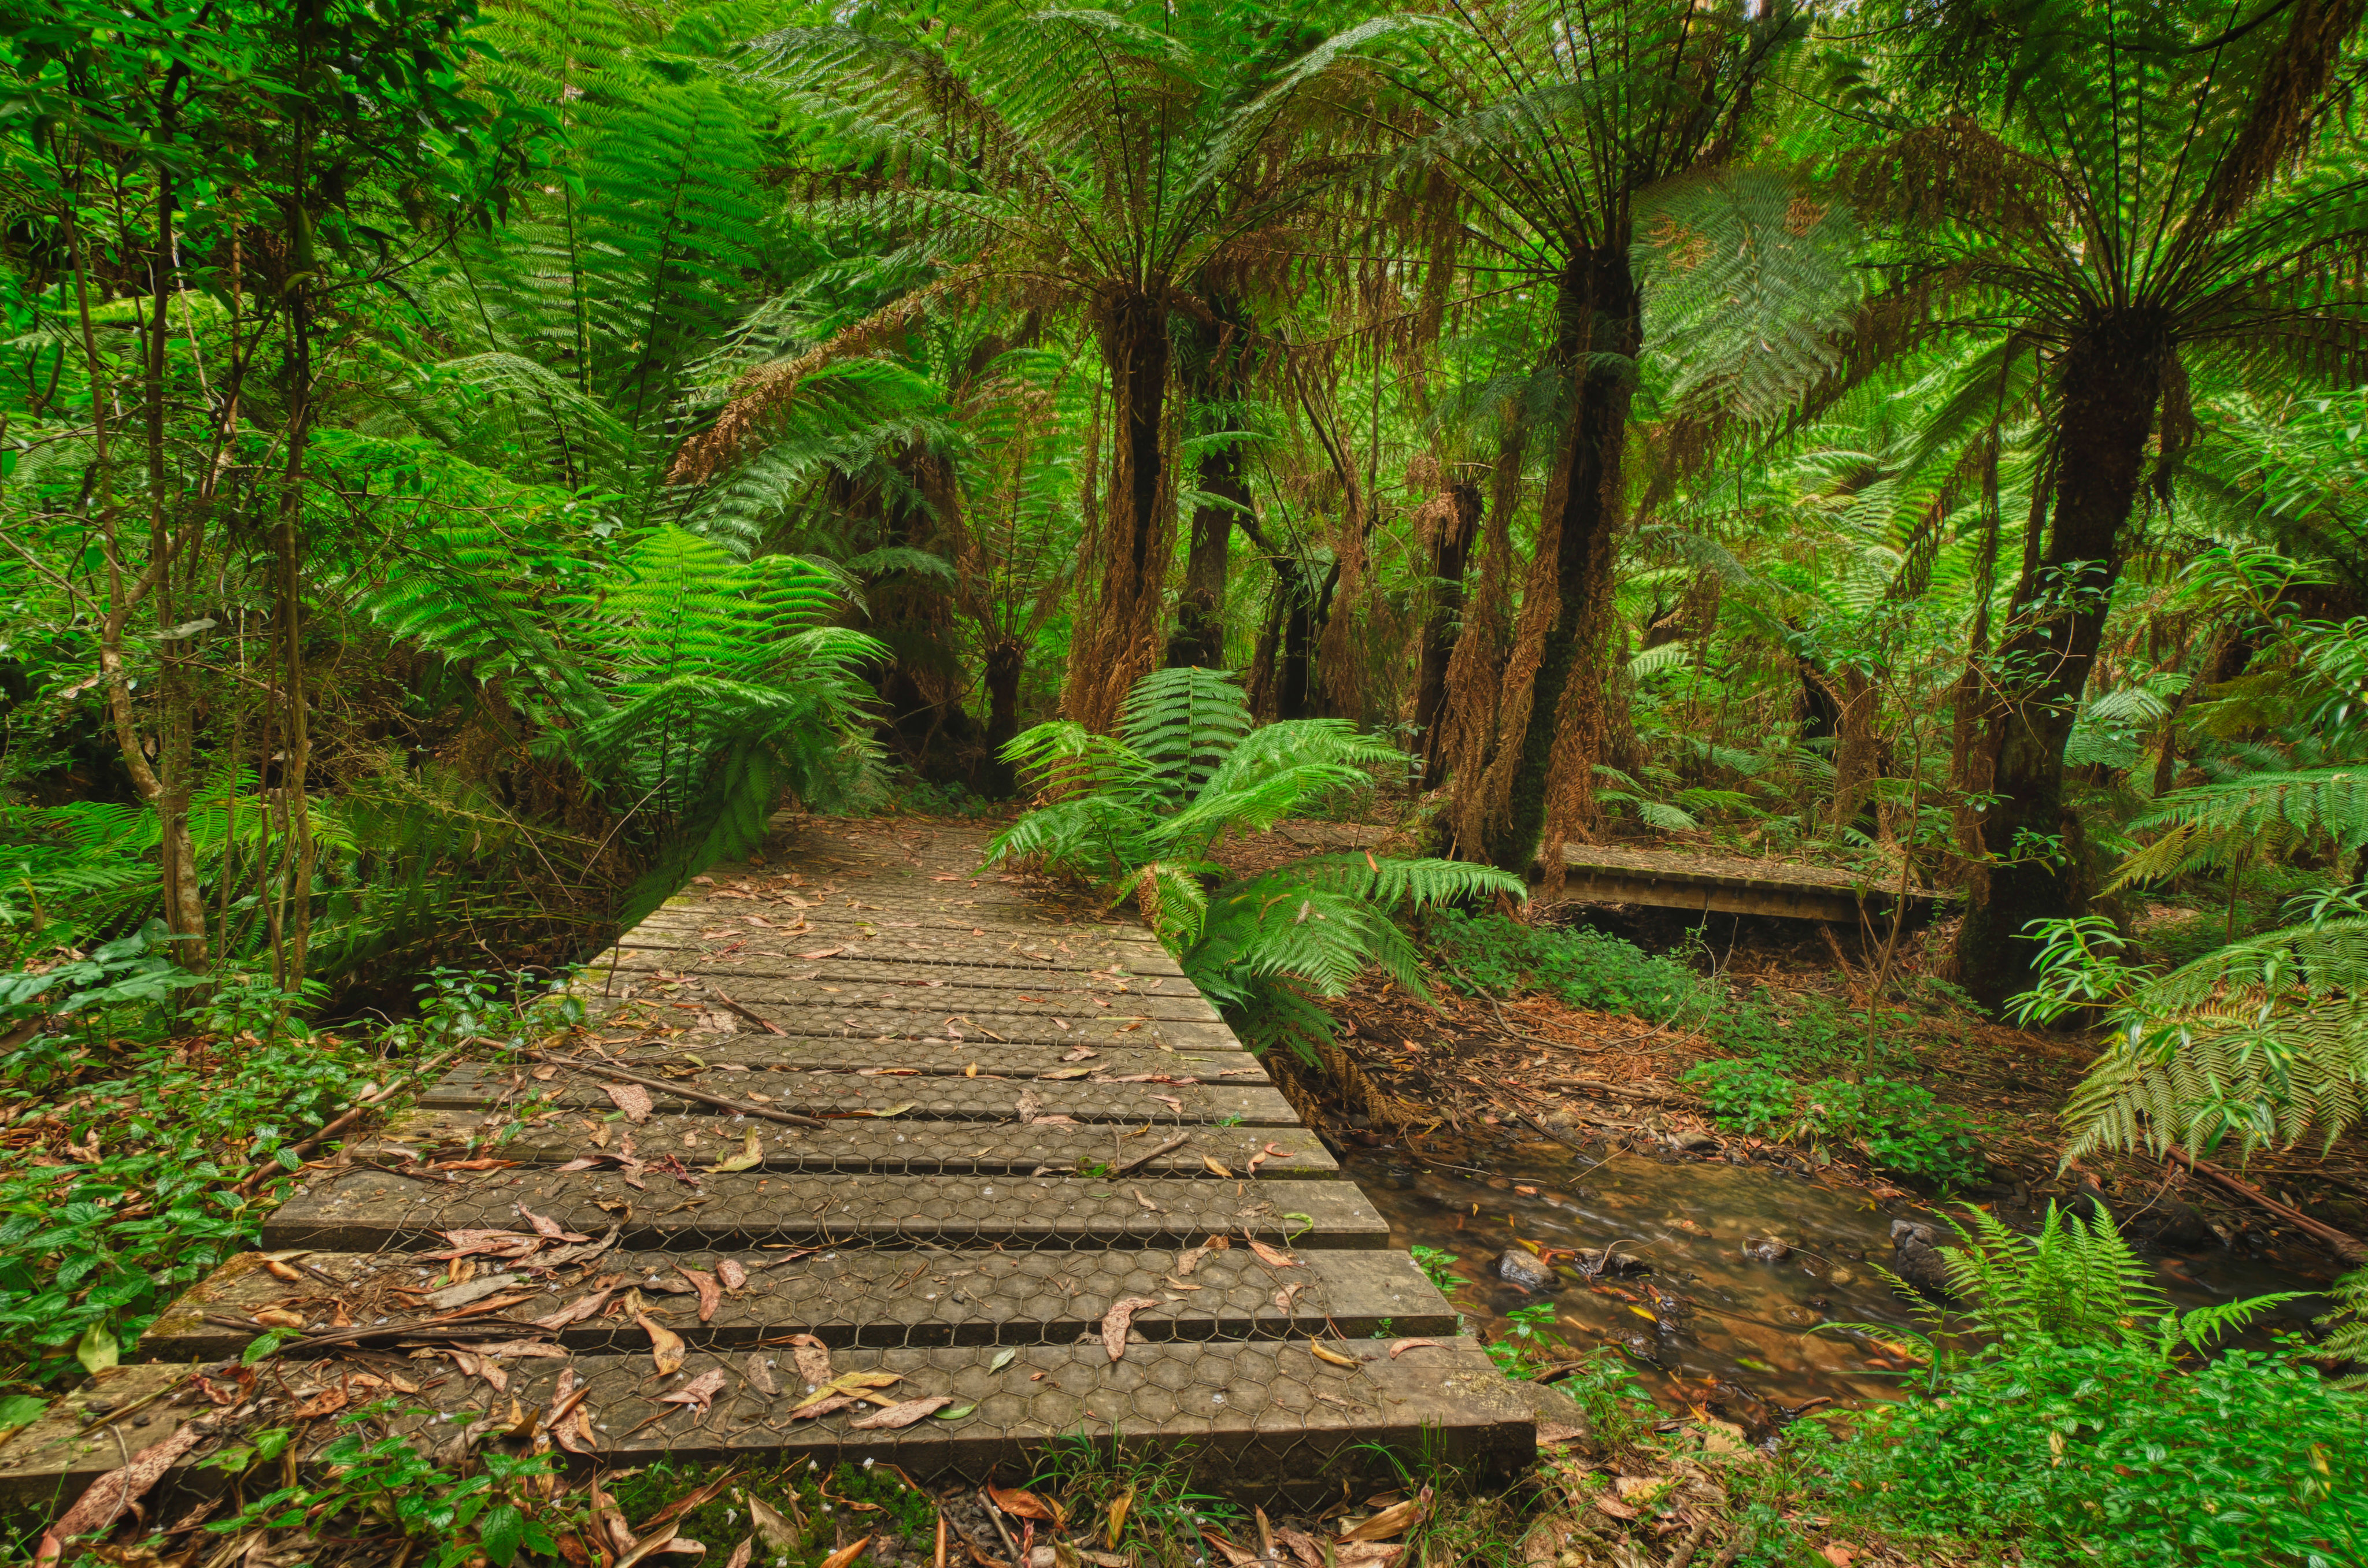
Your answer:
[705,990,786,1036]
[528,1052,827,1129]
[2168,1150,2367,1264]
[234,1046,467,1196]
[1107,1132,1190,1176]
[1541,1079,1699,1107]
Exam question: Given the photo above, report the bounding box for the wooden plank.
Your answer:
[138,1248,1453,1363]
[262,1171,1389,1253]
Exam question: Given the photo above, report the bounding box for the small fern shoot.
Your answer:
[983,668,1523,1058]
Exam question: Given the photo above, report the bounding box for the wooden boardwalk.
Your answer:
[4,819,1531,1511]
[1279,823,1941,924]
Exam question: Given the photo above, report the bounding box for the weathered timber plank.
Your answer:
[356,1110,1340,1178]
[140,1248,1451,1363]
[596,970,1223,1022]
[0,1339,1529,1508]
[419,1067,1293,1125]
[541,1039,1264,1083]
[264,1171,1387,1252]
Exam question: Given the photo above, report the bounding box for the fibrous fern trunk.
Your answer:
[1415,481,1482,780]
[1064,292,1174,733]
[1168,292,1252,671]
[1479,247,1638,874]
[1955,313,2169,1010]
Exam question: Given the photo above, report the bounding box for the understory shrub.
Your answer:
[1685,1058,1984,1184]
[1814,1337,2368,1567]
[1430,911,1708,1022]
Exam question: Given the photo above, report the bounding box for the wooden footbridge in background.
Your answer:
[3,820,1532,1515]
[1280,824,1945,925]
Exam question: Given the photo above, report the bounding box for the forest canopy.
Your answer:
[3,0,2367,1163]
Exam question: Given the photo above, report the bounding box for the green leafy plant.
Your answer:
[1484,1300,1570,1380]
[1684,1059,1984,1184]
[1430,911,1708,1024]
[1411,1244,1473,1295]
[1815,1338,2368,1567]
[986,668,1523,1058]
[213,1411,569,1567]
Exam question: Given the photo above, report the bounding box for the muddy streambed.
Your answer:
[1342,1135,2333,1431]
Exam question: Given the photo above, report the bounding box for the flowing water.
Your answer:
[1342,1133,2334,1431]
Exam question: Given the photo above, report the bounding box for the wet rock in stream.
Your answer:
[1741,1236,1792,1263]
[1890,1219,1953,1298]
[1574,1245,1648,1276]
[1496,1248,1556,1289]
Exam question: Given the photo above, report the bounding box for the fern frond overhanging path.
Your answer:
[3,820,1535,1508]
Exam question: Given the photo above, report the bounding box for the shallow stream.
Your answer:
[1342,1133,2334,1429]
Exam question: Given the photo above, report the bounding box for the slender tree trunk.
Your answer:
[1482,247,1639,873]
[981,637,1024,798]
[1064,292,1171,731]
[144,169,208,971]
[1167,294,1249,670]
[1277,558,1340,721]
[1830,665,1878,835]
[1953,314,2169,1011]
[1415,481,1481,780]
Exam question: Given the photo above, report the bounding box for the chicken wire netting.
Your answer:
[113,823,1507,1504]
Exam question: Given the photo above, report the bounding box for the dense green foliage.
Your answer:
[3,0,2368,1556]
[1818,1337,2368,1567]
[986,667,1522,1055]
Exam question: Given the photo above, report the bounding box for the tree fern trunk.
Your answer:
[1415,481,1482,780]
[1954,312,2169,1011]
[1168,292,1250,670]
[1064,292,1172,731]
[1482,247,1638,874]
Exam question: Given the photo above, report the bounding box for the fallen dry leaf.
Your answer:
[784,1332,831,1388]
[1172,1247,1208,1276]
[1100,1296,1160,1361]
[535,1285,618,1330]
[658,1369,729,1419]
[1335,1546,1403,1568]
[717,1259,748,1292]
[1246,1237,1297,1269]
[848,1395,952,1429]
[1308,1340,1360,1368]
[1388,1339,1444,1359]
[47,1425,205,1541]
[789,1393,854,1421]
[1133,1188,1162,1213]
[641,1313,686,1376]
[1821,1547,1855,1568]
[1274,1283,1306,1314]
[1589,1495,1637,1522]
[1535,1421,1586,1448]
[679,1267,722,1322]
[724,1539,753,1568]
[1201,1156,1234,1177]
[604,1083,654,1123]
[816,1538,871,1568]
[744,1354,775,1396]
[1340,1494,1427,1543]
[749,1497,800,1553]
[988,1485,1060,1523]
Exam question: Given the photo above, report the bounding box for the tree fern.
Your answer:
[985,669,1522,1059]
[2034,902,2368,1158]
[1826,1203,2302,1384]
[2107,768,2368,891]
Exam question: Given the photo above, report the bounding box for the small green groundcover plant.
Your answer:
[1429,910,1710,1023]
[985,667,1522,1058]
[1684,1057,1985,1185]
[1795,1204,2367,1567]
